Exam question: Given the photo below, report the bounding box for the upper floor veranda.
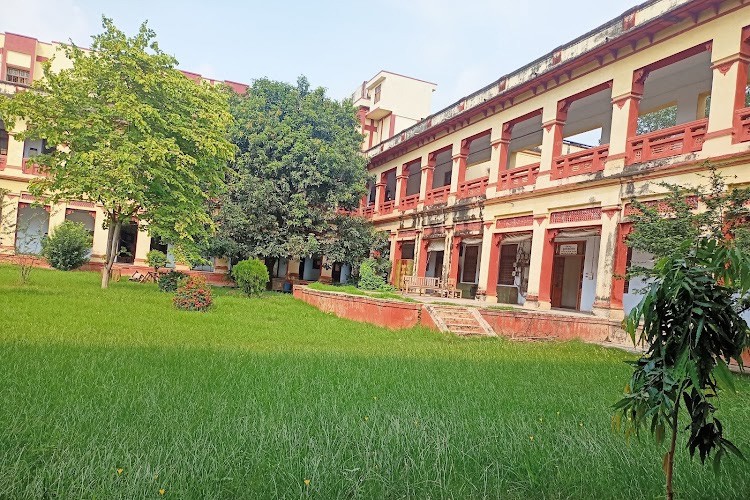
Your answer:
[355,0,750,220]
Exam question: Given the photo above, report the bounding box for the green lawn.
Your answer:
[0,265,748,499]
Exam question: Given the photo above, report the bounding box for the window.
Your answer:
[432,148,453,189]
[373,84,381,104]
[465,131,492,166]
[498,244,518,286]
[312,257,322,270]
[6,67,30,85]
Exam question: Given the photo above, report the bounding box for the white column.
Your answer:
[133,226,151,266]
[592,207,622,319]
[524,214,548,309]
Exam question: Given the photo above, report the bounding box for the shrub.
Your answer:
[158,270,187,292]
[357,258,394,292]
[232,258,269,296]
[173,275,213,311]
[146,249,167,272]
[41,221,93,271]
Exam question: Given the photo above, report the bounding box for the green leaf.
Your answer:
[713,359,736,393]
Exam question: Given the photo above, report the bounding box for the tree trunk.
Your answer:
[101,219,122,289]
[665,413,679,500]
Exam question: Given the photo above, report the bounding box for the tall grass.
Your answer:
[0,265,748,498]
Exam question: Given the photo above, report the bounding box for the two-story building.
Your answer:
[357,0,750,319]
[0,32,248,281]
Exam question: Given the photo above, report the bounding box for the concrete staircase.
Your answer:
[425,305,496,337]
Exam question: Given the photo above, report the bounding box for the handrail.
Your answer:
[552,145,609,179]
[399,193,419,210]
[457,176,489,198]
[626,118,708,164]
[425,185,450,205]
[498,163,540,191]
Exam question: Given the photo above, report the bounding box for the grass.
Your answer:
[307,281,415,302]
[0,264,749,498]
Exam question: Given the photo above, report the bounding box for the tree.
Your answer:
[318,214,389,275]
[616,165,750,499]
[213,76,368,265]
[614,240,749,500]
[0,18,234,288]
[146,249,167,274]
[626,164,750,289]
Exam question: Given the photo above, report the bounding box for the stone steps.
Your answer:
[426,305,496,337]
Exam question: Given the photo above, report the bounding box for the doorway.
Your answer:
[551,241,585,310]
[116,222,138,263]
[426,250,444,278]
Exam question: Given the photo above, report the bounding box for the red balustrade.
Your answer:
[380,200,395,214]
[425,185,450,205]
[399,194,419,210]
[734,107,750,144]
[498,163,540,191]
[362,205,375,218]
[22,158,46,176]
[626,119,707,164]
[457,176,489,198]
[552,145,608,179]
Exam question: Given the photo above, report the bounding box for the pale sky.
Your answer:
[4,0,636,113]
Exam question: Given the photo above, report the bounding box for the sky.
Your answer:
[5,0,637,113]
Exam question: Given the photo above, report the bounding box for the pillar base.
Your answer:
[592,303,625,321]
[537,300,552,311]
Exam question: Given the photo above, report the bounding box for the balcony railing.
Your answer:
[734,107,750,144]
[22,158,46,176]
[380,200,395,214]
[552,145,608,180]
[498,163,540,191]
[362,205,375,218]
[626,118,708,164]
[399,193,419,210]
[425,185,450,205]
[457,176,489,198]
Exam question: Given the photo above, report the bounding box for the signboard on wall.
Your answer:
[558,243,579,256]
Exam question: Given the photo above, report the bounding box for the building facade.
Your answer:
[0,32,248,281]
[357,0,750,319]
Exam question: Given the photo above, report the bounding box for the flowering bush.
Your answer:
[173,276,213,311]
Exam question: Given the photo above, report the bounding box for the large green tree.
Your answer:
[213,76,368,266]
[0,18,234,288]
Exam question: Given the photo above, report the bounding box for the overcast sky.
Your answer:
[6,0,636,113]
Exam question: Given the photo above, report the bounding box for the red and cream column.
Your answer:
[416,234,430,278]
[537,102,567,188]
[592,206,623,319]
[491,124,512,192]
[390,233,402,286]
[395,162,408,210]
[418,154,434,206]
[479,225,502,302]
[448,232,462,284]
[374,174,387,215]
[610,222,633,313]
[524,214,552,309]
[705,26,750,151]
[607,70,644,171]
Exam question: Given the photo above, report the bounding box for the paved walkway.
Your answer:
[402,293,598,318]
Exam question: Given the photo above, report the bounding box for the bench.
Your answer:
[402,275,462,298]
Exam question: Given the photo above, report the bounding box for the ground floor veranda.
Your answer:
[387,206,654,320]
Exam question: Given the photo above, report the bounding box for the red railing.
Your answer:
[399,193,419,210]
[498,163,540,191]
[380,200,395,214]
[21,158,46,176]
[626,119,708,164]
[457,176,489,198]
[552,145,608,179]
[0,154,7,170]
[362,205,375,218]
[734,107,750,144]
[425,185,450,205]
